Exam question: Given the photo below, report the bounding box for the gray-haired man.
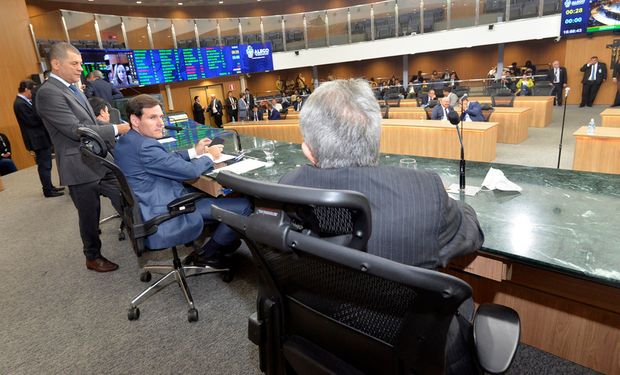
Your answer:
[279,79,484,374]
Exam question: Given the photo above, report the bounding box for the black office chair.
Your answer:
[109,107,122,124]
[380,104,390,119]
[77,127,231,323]
[424,106,434,120]
[481,106,495,122]
[491,91,515,107]
[212,171,520,375]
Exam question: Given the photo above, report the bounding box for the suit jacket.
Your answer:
[461,102,485,122]
[225,96,237,112]
[0,133,11,155]
[547,66,568,85]
[208,99,223,116]
[431,105,453,120]
[250,109,264,121]
[192,102,205,124]
[237,98,248,120]
[280,165,484,269]
[421,94,437,107]
[84,78,123,104]
[268,108,281,120]
[13,96,51,151]
[35,77,116,186]
[580,62,607,84]
[115,129,214,249]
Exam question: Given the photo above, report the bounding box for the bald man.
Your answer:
[547,60,567,106]
[207,94,223,128]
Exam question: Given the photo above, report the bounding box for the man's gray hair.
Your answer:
[300,79,381,168]
[49,42,80,62]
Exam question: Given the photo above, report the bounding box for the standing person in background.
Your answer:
[0,133,17,176]
[611,60,620,107]
[207,94,223,128]
[237,92,248,121]
[580,56,607,107]
[296,73,309,94]
[13,79,63,197]
[35,42,130,273]
[547,60,568,106]
[245,88,255,108]
[84,70,123,104]
[225,91,238,122]
[192,96,205,124]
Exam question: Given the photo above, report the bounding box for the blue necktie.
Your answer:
[69,84,87,107]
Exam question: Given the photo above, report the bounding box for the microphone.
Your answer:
[459,93,468,102]
[447,110,466,191]
[564,87,570,98]
[224,128,243,152]
[164,125,184,131]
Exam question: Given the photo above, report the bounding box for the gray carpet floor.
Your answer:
[0,105,603,374]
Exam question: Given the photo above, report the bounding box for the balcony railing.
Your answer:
[29,0,561,58]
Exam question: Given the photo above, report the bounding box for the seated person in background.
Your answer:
[267,103,281,120]
[0,132,18,176]
[280,79,484,374]
[515,72,534,96]
[88,97,112,125]
[115,94,251,268]
[420,89,437,107]
[443,87,459,107]
[460,98,485,122]
[406,81,416,98]
[250,105,264,121]
[448,71,460,89]
[428,70,445,95]
[271,99,283,112]
[431,97,454,120]
[84,69,123,104]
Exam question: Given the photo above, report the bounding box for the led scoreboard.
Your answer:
[133,49,182,85]
[561,0,588,36]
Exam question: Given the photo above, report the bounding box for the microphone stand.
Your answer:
[556,88,570,168]
[458,107,466,192]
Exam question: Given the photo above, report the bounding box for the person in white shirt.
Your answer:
[271,99,283,112]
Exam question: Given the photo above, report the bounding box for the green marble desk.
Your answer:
[165,121,620,373]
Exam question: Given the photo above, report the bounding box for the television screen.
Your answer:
[238,42,274,74]
[79,49,139,89]
[561,0,620,36]
[133,49,183,85]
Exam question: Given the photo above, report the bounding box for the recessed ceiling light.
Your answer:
[136,1,141,3]
[178,2,183,4]
[88,0,94,2]
[219,0,223,3]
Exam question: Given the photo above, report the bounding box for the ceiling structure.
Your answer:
[39,0,279,4]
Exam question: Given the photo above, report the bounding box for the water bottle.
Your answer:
[587,118,596,135]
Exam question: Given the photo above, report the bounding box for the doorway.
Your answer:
[189,84,225,127]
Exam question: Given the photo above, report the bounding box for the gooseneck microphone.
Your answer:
[225,128,243,152]
[447,110,466,191]
[164,125,184,131]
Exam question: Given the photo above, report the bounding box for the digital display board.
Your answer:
[239,43,274,74]
[133,49,182,85]
[561,0,620,36]
[79,49,139,89]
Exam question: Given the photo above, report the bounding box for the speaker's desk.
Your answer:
[225,118,498,162]
[468,96,552,128]
[572,126,620,174]
[599,107,620,127]
[387,106,529,144]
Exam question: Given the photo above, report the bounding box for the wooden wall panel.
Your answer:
[408,45,498,79]
[0,0,41,170]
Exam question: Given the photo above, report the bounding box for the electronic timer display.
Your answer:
[561,0,620,36]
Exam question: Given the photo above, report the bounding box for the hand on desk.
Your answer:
[195,138,224,159]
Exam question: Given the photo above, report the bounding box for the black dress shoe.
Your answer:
[52,186,65,192]
[183,250,200,265]
[44,190,64,198]
[193,253,228,269]
[85,256,119,272]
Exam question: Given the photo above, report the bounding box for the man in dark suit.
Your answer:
[115,94,251,267]
[580,56,607,107]
[461,98,485,122]
[84,70,123,105]
[267,104,281,120]
[420,89,437,107]
[35,42,130,272]
[245,88,255,108]
[13,80,63,197]
[547,60,568,106]
[431,97,453,120]
[207,94,223,128]
[225,91,238,122]
[192,96,205,124]
[250,105,264,121]
[0,133,17,176]
[279,79,484,374]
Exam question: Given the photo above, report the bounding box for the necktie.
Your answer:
[254,113,258,121]
[590,64,597,81]
[69,84,87,107]
[555,68,559,83]
[445,108,449,119]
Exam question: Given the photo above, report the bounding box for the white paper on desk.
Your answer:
[197,153,236,163]
[157,137,176,144]
[446,184,481,196]
[213,158,267,175]
[481,167,522,192]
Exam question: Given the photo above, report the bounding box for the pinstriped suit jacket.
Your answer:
[36,77,116,186]
[280,165,484,269]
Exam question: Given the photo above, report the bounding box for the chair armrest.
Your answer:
[167,192,207,213]
[473,303,520,374]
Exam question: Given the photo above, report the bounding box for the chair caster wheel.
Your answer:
[188,308,199,322]
[221,270,234,283]
[128,306,140,321]
[140,271,151,282]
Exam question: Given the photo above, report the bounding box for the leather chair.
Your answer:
[491,91,515,107]
[212,171,521,374]
[77,127,231,323]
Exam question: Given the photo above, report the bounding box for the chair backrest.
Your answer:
[211,182,472,374]
[481,107,494,122]
[380,104,390,119]
[215,170,372,251]
[491,93,515,107]
[109,107,122,124]
[77,127,149,256]
[385,98,401,107]
[424,106,433,120]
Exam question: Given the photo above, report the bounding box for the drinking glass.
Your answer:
[399,158,417,169]
[262,140,276,167]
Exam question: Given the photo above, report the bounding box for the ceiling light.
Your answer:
[178,2,183,4]
[219,1,223,3]
[136,1,142,3]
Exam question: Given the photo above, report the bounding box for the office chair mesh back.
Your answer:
[258,241,416,346]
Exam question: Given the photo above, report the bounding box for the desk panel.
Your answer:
[469,96,551,128]
[599,108,620,127]
[572,126,620,174]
